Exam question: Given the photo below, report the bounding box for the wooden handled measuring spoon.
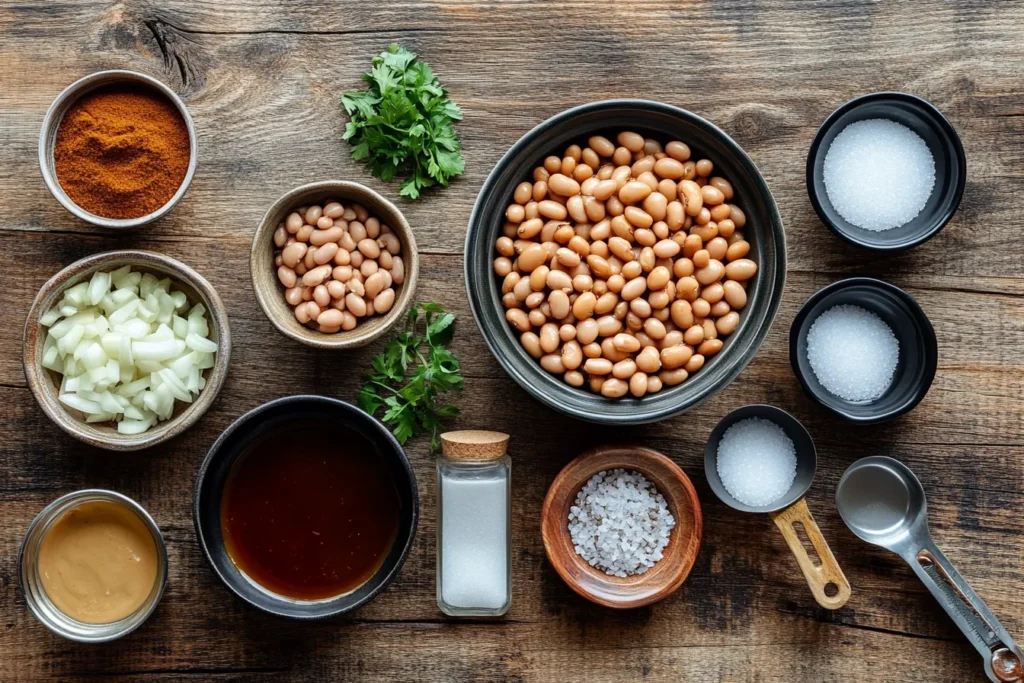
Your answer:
[704,405,851,610]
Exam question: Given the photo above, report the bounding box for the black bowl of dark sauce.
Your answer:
[194,395,418,619]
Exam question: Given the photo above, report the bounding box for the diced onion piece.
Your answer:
[64,281,90,308]
[136,301,157,323]
[99,391,123,414]
[42,345,61,371]
[87,270,111,306]
[40,308,62,327]
[144,323,175,343]
[86,412,117,423]
[171,291,188,311]
[115,318,150,340]
[59,393,103,414]
[81,342,108,370]
[122,403,146,420]
[117,419,152,435]
[109,299,139,325]
[111,288,137,305]
[58,325,85,355]
[185,333,217,354]
[172,315,188,339]
[133,339,181,362]
[140,273,158,299]
[101,332,122,358]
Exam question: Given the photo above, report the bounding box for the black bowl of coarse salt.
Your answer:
[790,277,937,424]
[806,92,966,252]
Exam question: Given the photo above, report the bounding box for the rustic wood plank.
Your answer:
[1,0,1022,681]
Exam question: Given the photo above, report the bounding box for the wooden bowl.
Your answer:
[23,250,231,451]
[541,445,702,608]
[250,181,419,349]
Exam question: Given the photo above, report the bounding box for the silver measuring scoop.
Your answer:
[836,456,1023,683]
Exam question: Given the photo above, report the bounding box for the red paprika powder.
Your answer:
[54,85,191,220]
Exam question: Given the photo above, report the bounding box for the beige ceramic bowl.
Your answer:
[39,70,198,229]
[24,250,231,451]
[250,181,419,349]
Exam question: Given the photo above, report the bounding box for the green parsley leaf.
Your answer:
[358,303,465,452]
[340,44,465,200]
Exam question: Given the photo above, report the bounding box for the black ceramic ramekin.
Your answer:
[806,92,966,251]
[790,277,937,423]
[193,395,418,619]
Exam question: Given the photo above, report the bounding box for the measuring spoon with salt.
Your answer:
[837,456,1022,683]
[704,405,851,610]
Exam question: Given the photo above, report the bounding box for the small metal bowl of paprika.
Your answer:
[38,69,198,229]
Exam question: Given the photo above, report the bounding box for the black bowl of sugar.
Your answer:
[806,92,965,251]
[790,277,937,423]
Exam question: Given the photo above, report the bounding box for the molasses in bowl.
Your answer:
[193,396,418,619]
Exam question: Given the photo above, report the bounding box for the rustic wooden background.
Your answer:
[1,1,1022,681]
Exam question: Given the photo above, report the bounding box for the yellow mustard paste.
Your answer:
[37,501,158,624]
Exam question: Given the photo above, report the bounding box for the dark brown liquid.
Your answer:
[220,424,400,600]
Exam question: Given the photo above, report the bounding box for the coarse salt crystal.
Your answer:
[567,469,675,578]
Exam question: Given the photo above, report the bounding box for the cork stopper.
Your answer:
[440,430,509,460]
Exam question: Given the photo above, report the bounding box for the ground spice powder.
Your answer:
[54,85,191,220]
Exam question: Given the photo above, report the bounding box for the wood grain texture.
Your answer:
[1,1,1022,681]
[770,498,851,611]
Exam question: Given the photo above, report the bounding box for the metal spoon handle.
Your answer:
[906,543,1022,682]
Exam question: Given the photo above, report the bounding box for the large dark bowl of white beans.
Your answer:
[465,100,786,424]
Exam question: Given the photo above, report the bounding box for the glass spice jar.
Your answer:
[436,430,511,616]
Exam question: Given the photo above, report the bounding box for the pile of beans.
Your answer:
[274,200,405,333]
[494,131,757,398]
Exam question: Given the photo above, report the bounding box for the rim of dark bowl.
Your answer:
[806,92,966,252]
[465,99,787,425]
[789,277,938,423]
[192,395,419,619]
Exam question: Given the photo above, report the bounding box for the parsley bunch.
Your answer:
[341,44,465,199]
[358,303,464,451]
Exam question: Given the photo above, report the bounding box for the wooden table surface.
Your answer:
[2,1,1022,681]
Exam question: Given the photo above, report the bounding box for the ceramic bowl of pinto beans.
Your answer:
[465,100,786,424]
[251,181,418,349]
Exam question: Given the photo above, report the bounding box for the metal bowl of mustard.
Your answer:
[39,70,198,229]
[19,489,168,642]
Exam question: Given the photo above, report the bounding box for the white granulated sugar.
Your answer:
[440,477,508,610]
[567,469,675,578]
[806,304,899,402]
[823,118,935,231]
[717,417,797,507]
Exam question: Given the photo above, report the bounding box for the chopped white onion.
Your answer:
[41,267,216,435]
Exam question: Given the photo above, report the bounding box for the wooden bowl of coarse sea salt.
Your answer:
[540,445,702,609]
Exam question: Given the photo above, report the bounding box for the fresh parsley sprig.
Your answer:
[358,303,464,452]
[341,44,465,199]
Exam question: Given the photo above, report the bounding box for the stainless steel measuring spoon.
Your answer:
[836,456,1023,683]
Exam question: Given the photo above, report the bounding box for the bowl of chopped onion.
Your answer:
[24,250,231,450]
